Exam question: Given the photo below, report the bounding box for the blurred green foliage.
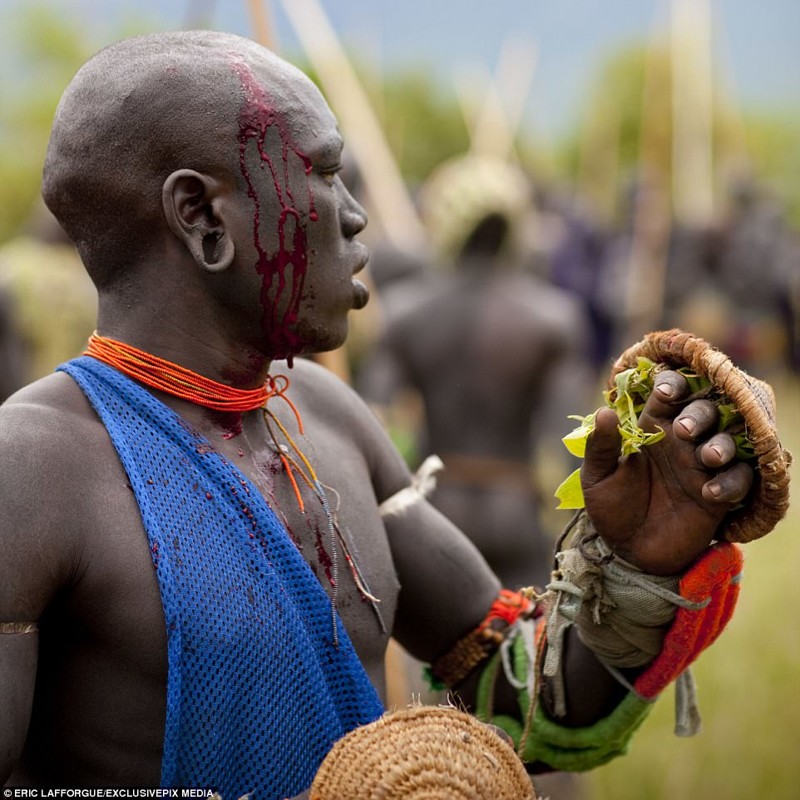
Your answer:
[372,69,471,190]
[744,110,800,225]
[0,8,92,241]
[556,42,800,227]
[0,4,157,242]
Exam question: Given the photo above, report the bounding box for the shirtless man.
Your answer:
[1,31,753,798]
[360,202,595,589]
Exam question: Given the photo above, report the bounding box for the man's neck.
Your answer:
[94,318,274,391]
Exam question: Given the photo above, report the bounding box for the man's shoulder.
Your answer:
[1,371,98,434]
[286,356,370,421]
[285,356,410,493]
[0,372,108,488]
[0,373,115,608]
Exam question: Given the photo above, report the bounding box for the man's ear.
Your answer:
[162,170,235,273]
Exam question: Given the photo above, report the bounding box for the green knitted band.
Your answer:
[514,692,653,771]
[476,627,654,772]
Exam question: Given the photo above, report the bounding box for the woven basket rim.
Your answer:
[611,329,791,543]
[310,705,535,800]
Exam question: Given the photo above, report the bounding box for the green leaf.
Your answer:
[561,412,597,457]
[555,468,585,509]
[555,352,755,511]
[733,434,756,460]
[717,403,743,430]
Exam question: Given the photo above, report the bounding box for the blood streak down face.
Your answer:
[232,59,316,364]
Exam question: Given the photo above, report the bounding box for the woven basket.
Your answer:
[611,329,792,543]
[309,705,535,800]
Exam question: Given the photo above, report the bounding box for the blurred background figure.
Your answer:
[359,154,594,591]
[359,152,594,800]
[0,201,97,387]
[532,183,615,374]
[668,177,800,377]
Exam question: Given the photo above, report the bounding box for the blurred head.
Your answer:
[42,31,370,359]
[418,154,533,268]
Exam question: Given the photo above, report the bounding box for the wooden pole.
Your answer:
[671,0,715,225]
[712,1,753,195]
[246,0,278,50]
[453,36,537,161]
[623,9,672,344]
[493,36,538,152]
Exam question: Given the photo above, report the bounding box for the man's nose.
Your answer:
[339,182,368,238]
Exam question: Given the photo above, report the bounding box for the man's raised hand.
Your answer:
[581,370,754,575]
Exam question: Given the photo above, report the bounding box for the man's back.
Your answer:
[384,271,587,459]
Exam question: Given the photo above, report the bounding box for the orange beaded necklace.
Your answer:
[84,332,298,415]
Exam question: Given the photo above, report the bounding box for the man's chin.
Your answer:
[292,324,349,361]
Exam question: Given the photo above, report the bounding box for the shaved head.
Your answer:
[42,31,314,290]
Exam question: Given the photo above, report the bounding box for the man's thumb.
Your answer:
[582,407,622,488]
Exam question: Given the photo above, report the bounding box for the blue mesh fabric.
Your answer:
[58,357,384,799]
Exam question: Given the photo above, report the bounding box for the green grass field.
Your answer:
[585,376,800,800]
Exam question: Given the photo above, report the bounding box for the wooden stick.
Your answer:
[454,36,537,161]
[246,0,277,50]
[624,9,672,343]
[671,0,714,225]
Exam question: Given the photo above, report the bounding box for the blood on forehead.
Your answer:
[231,57,319,365]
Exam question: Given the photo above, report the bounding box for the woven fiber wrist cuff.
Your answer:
[429,589,535,687]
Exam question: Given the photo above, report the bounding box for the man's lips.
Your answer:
[352,245,369,276]
[351,245,370,309]
[352,278,370,309]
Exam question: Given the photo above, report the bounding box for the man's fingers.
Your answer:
[582,407,622,488]
[698,432,737,468]
[674,399,718,440]
[702,461,754,504]
[641,370,690,421]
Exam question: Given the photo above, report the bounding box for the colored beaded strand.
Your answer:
[85,333,275,412]
[263,408,386,637]
[264,408,343,645]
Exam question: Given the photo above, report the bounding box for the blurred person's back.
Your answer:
[360,159,594,589]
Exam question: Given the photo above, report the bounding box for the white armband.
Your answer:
[379,455,444,519]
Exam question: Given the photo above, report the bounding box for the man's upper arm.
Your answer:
[382,499,501,663]
[0,400,76,780]
[351,389,502,662]
[1,628,38,781]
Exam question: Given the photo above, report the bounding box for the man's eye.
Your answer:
[319,166,341,185]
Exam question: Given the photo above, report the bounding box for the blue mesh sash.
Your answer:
[59,356,383,799]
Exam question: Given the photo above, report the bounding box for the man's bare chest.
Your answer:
[72,411,399,684]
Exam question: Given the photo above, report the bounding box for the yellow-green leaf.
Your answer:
[554,468,585,509]
[562,426,591,457]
